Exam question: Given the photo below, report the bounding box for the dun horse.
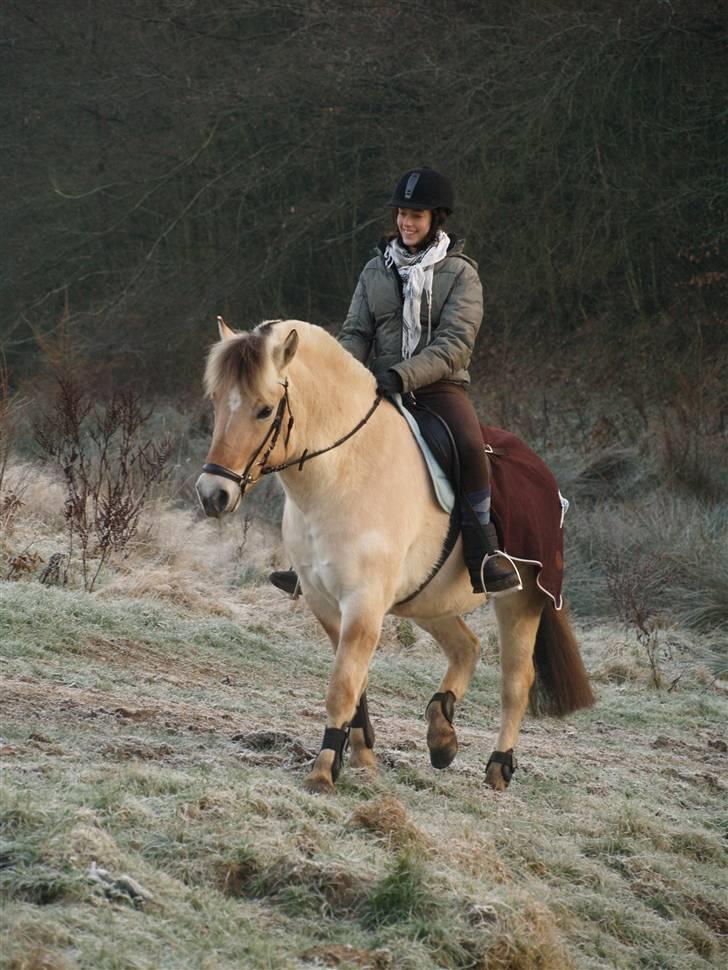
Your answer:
[196,318,594,793]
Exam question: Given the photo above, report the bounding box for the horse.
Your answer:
[196,317,594,794]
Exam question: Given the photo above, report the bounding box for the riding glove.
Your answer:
[376,370,403,396]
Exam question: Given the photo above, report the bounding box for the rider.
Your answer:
[271,166,520,597]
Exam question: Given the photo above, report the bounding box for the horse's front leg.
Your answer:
[416,616,480,769]
[305,607,383,794]
[309,609,377,775]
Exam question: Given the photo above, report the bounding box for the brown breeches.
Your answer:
[411,381,489,494]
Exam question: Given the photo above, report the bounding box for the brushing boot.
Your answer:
[461,520,521,596]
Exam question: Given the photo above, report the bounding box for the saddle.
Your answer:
[392,394,465,604]
[402,395,464,494]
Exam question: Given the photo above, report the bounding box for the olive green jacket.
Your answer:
[337,239,483,392]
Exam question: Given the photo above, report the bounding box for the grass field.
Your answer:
[1,453,727,969]
[2,556,727,969]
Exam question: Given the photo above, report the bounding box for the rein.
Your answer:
[202,380,384,495]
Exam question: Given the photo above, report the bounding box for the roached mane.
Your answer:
[204,326,274,398]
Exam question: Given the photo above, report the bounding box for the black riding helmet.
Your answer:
[388,167,454,214]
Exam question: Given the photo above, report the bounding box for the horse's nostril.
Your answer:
[213,488,229,512]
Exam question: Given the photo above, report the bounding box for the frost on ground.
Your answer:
[0,461,726,969]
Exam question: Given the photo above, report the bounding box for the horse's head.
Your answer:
[195,317,299,517]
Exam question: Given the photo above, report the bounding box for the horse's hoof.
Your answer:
[303,772,336,795]
[426,693,458,769]
[303,749,337,793]
[485,764,511,791]
[485,749,516,791]
[430,739,458,770]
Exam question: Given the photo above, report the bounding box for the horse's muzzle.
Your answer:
[195,472,240,518]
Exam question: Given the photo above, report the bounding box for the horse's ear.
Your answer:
[274,328,299,370]
[217,315,236,340]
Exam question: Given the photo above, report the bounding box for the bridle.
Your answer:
[202,379,383,497]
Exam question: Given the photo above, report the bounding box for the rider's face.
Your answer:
[397,208,432,250]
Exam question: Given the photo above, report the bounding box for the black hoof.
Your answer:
[485,749,517,790]
[430,740,459,770]
[425,691,458,770]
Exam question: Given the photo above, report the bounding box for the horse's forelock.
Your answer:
[204,331,268,398]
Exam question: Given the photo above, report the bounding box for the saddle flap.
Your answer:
[390,394,455,513]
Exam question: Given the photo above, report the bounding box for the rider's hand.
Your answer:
[376,370,403,396]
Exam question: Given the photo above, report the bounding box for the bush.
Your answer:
[33,378,171,590]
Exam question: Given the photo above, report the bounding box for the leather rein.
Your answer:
[202,379,384,496]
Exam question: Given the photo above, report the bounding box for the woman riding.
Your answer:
[272,166,520,596]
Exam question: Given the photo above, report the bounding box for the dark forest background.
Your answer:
[1,0,726,403]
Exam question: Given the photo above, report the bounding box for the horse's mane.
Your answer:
[204,319,373,398]
[203,320,277,398]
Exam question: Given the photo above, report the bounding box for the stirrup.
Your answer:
[269,569,300,598]
[480,552,522,598]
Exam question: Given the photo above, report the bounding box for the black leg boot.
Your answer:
[269,569,300,596]
[461,518,521,596]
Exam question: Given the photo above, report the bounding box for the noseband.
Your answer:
[202,380,383,497]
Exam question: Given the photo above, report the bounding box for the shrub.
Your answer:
[33,378,171,590]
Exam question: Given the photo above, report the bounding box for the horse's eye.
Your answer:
[256,405,273,420]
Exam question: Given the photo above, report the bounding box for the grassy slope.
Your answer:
[1,577,726,970]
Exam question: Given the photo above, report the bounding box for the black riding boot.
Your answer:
[461,519,521,596]
[269,569,300,596]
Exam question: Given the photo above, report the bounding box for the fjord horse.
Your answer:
[196,319,594,793]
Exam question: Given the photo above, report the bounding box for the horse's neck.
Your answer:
[290,334,375,446]
[279,333,379,504]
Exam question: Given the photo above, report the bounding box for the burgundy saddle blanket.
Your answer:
[481,424,566,609]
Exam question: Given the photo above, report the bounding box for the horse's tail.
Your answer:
[528,601,595,717]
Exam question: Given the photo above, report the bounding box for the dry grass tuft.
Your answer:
[300,943,392,968]
[66,822,123,871]
[349,795,426,849]
[6,947,75,970]
[221,848,369,915]
[99,562,238,615]
[448,835,509,883]
[220,848,263,898]
[476,898,574,970]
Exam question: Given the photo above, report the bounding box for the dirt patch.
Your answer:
[99,739,176,761]
[231,730,314,767]
[0,676,248,737]
[80,635,240,687]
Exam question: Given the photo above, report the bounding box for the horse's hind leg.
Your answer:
[416,616,480,770]
[488,572,544,790]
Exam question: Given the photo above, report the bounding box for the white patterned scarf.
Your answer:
[384,230,451,358]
